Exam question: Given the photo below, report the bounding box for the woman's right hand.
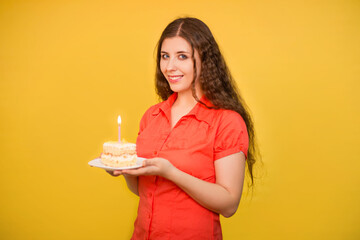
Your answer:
[106,170,123,177]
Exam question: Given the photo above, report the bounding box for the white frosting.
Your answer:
[103,141,136,155]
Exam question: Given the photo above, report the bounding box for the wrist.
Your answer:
[164,164,178,180]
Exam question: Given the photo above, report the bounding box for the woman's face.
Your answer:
[160,36,201,95]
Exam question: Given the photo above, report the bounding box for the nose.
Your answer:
[165,58,176,71]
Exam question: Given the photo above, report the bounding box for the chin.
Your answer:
[169,86,183,93]
[169,84,192,94]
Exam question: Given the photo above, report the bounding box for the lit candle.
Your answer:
[118,115,121,143]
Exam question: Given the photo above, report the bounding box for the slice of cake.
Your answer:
[100,141,137,168]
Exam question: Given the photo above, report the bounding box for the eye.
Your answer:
[161,54,169,59]
[179,54,188,60]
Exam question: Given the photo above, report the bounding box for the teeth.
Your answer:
[169,75,182,80]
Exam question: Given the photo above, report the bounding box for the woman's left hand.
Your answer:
[118,158,175,178]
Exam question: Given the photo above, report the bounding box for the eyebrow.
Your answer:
[161,50,190,54]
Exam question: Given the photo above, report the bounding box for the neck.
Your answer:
[176,89,203,107]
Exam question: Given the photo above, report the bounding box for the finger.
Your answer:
[106,170,122,176]
[122,166,149,176]
[143,158,156,167]
[113,170,123,176]
[122,168,143,176]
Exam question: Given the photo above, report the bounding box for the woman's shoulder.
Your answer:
[142,101,164,117]
[139,99,169,127]
[216,108,245,123]
[213,108,247,132]
[138,102,164,132]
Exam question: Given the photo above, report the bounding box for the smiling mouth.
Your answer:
[168,75,183,83]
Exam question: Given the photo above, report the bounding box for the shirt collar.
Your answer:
[153,93,215,125]
[151,93,177,122]
[188,95,215,125]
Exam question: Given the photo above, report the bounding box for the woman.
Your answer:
[109,17,258,239]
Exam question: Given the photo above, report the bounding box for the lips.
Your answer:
[168,75,183,83]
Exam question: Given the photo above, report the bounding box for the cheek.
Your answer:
[160,60,166,75]
[183,63,195,77]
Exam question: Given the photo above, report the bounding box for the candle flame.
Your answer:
[118,115,121,125]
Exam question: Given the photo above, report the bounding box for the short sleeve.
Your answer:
[213,110,249,161]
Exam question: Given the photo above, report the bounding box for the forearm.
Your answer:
[120,153,245,216]
[123,175,139,196]
[166,168,241,217]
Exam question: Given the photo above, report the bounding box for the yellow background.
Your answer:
[1,0,359,239]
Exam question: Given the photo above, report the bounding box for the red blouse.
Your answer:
[132,93,249,240]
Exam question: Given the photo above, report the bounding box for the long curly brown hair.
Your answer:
[155,17,259,187]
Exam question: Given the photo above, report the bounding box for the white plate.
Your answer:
[88,157,145,170]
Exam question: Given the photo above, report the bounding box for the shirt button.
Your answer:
[154,151,158,155]
[149,192,153,198]
[148,213,151,219]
